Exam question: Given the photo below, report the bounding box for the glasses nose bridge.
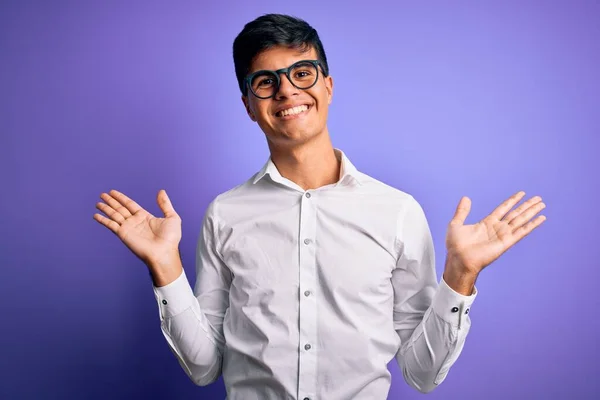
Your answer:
[275,66,294,85]
[274,66,297,95]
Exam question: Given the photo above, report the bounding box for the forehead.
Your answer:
[250,45,318,73]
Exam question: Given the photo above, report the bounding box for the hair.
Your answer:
[232,14,330,95]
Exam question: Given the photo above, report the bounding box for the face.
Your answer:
[242,46,333,148]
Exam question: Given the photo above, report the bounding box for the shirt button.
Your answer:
[162,299,168,305]
[304,343,311,350]
[304,398,310,400]
[465,308,470,314]
[304,290,311,297]
[304,238,312,245]
[305,192,311,198]
[451,306,459,313]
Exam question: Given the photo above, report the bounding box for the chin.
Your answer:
[267,130,318,147]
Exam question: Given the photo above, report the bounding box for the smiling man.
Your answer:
[94,13,547,400]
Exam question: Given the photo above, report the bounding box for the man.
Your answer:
[93,14,546,400]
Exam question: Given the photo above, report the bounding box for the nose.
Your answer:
[274,72,299,99]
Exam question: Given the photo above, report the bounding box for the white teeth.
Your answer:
[278,105,308,117]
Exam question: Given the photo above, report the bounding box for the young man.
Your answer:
[93,14,546,400]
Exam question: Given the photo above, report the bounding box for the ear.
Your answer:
[324,75,334,104]
[241,95,257,122]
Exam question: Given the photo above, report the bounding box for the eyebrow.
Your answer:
[249,60,311,74]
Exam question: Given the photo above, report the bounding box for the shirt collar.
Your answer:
[252,148,363,187]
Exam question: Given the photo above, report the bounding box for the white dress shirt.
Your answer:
[153,148,477,400]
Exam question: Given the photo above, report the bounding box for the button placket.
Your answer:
[297,191,318,398]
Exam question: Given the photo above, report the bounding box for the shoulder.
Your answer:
[355,171,417,206]
[353,171,430,227]
[203,174,261,222]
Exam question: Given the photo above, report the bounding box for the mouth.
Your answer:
[275,104,312,119]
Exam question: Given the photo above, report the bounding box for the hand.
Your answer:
[445,191,547,276]
[93,189,182,267]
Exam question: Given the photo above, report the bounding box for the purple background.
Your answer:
[1,1,598,399]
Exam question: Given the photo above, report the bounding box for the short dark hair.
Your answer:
[232,14,330,95]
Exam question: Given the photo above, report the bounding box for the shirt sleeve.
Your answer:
[153,199,232,386]
[392,196,477,393]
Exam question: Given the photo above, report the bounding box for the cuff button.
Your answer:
[451,306,459,313]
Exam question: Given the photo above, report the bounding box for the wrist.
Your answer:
[148,250,183,287]
[443,254,478,296]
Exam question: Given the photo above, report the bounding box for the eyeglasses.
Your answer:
[244,59,325,99]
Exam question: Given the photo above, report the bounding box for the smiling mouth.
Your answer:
[275,104,311,118]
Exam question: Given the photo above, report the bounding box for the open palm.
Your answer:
[445,191,546,274]
[93,189,181,265]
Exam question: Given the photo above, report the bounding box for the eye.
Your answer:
[257,77,274,87]
[291,62,317,81]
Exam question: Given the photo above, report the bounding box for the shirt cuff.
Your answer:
[152,268,197,319]
[431,277,478,327]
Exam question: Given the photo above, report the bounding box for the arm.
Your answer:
[392,197,477,393]
[152,200,232,386]
[93,190,233,386]
[393,190,546,393]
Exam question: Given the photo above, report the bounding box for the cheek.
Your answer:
[316,81,331,102]
[315,90,330,114]
[255,102,272,120]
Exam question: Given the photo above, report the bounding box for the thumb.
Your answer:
[450,196,471,226]
[157,189,177,218]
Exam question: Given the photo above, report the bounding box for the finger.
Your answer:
[100,192,132,219]
[509,201,546,231]
[96,201,126,224]
[489,191,526,221]
[503,195,542,223]
[93,213,120,234]
[511,215,547,244]
[157,190,177,218]
[450,196,471,226]
[108,189,143,215]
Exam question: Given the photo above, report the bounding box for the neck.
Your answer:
[268,131,341,191]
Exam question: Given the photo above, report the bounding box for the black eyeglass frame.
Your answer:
[244,59,326,99]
